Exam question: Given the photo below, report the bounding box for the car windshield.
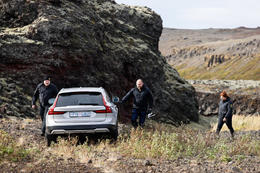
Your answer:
[56,92,104,107]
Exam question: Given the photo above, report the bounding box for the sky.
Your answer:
[115,0,260,29]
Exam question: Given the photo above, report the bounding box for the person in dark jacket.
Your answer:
[121,79,153,128]
[216,91,234,137]
[32,76,58,136]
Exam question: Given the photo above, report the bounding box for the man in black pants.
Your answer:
[216,91,234,137]
[32,76,58,136]
[121,79,153,128]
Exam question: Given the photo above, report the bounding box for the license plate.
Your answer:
[69,112,91,117]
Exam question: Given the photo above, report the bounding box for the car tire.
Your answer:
[45,134,57,147]
[110,128,118,141]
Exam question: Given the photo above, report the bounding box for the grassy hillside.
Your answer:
[160,28,260,80]
[175,55,260,80]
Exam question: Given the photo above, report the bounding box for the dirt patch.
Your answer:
[0,117,102,173]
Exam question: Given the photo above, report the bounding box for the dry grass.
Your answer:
[47,118,259,164]
[175,55,260,80]
[50,136,111,164]
[1,115,259,166]
[211,115,260,131]
[0,130,31,163]
[116,126,259,161]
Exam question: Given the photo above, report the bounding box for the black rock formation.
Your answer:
[0,0,198,124]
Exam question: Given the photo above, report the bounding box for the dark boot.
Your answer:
[231,131,234,138]
[139,123,145,129]
[216,130,220,137]
[131,120,138,129]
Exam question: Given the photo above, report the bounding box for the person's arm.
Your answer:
[121,88,134,103]
[32,85,40,107]
[224,102,233,119]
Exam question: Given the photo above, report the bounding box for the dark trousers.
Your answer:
[131,108,146,128]
[40,105,50,134]
[40,105,45,121]
[216,116,234,135]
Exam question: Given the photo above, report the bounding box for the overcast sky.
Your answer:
[115,0,260,29]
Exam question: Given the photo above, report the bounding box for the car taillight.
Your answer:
[94,96,112,113]
[48,109,65,115]
[48,96,66,115]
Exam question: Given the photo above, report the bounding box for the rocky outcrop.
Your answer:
[204,54,227,67]
[188,80,260,116]
[160,28,260,80]
[188,80,260,91]
[165,46,215,65]
[0,0,198,124]
[197,92,260,116]
[0,78,33,118]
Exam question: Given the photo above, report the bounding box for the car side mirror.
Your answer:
[112,96,120,103]
[48,98,56,105]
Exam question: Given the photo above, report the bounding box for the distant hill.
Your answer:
[159,27,260,80]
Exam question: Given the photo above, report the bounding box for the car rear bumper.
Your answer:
[46,124,117,135]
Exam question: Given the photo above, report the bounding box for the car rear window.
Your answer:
[56,92,104,107]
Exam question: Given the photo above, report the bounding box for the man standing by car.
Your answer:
[32,76,58,136]
[121,79,153,128]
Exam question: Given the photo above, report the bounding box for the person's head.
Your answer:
[220,91,228,101]
[136,79,144,90]
[43,76,51,87]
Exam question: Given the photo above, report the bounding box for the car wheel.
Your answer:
[45,134,56,147]
[110,128,118,141]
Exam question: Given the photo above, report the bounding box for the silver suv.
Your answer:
[45,87,119,146]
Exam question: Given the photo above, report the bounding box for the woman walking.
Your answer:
[216,91,234,137]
